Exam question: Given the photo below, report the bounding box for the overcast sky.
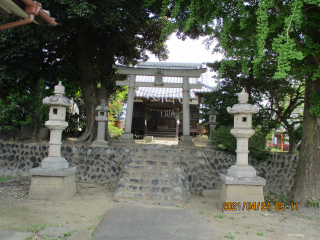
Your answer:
[147,35,223,85]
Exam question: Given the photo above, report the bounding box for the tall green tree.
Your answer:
[204,60,304,153]
[161,0,320,205]
[0,0,169,142]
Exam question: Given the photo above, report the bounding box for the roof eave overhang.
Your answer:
[113,65,206,78]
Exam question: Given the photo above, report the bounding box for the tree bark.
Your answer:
[290,74,320,205]
[74,32,103,143]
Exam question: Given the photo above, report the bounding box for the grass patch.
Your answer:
[265,194,290,205]
[26,223,47,232]
[257,232,264,236]
[225,232,234,239]
[216,214,224,219]
[0,176,15,183]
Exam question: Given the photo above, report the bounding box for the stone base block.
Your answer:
[218,174,266,211]
[41,156,69,169]
[227,165,257,178]
[118,133,134,143]
[91,139,109,147]
[29,167,77,201]
[178,135,194,146]
[145,136,153,143]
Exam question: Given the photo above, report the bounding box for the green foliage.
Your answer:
[108,122,123,141]
[293,124,303,144]
[224,232,234,239]
[211,126,271,161]
[216,214,224,219]
[0,176,15,183]
[265,194,291,205]
[0,78,50,134]
[211,126,236,152]
[0,0,169,139]
[144,113,151,121]
[310,91,320,117]
[248,131,272,161]
[309,198,320,208]
[26,223,47,232]
[109,87,128,120]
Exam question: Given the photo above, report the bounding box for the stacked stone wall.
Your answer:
[0,142,297,196]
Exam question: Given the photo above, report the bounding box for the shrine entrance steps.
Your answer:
[113,148,192,206]
[147,128,176,138]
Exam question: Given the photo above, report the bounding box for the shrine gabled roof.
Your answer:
[134,75,215,101]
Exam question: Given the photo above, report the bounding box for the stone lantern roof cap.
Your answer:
[54,81,65,95]
[207,109,219,115]
[43,82,72,107]
[227,88,259,115]
[95,99,109,111]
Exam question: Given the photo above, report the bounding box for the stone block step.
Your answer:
[113,148,192,206]
[121,171,181,179]
[114,190,189,206]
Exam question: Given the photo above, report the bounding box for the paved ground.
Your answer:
[93,203,216,240]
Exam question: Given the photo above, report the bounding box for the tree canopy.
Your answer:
[0,0,170,141]
[160,0,320,205]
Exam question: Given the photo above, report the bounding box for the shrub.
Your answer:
[211,126,271,161]
[108,122,123,141]
[211,126,237,152]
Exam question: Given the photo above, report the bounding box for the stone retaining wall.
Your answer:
[0,142,298,196]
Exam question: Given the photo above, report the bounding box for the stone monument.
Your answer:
[218,88,266,209]
[206,109,219,147]
[29,82,77,200]
[91,99,109,147]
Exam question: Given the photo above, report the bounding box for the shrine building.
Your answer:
[113,62,214,145]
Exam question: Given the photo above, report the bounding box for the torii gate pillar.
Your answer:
[118,74,136,143]
[178,77,193,146]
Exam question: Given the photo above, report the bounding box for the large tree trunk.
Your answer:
[74,32,107,143]
[290,74,320,205]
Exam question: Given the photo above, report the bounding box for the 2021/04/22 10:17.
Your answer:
[222,202,299,211]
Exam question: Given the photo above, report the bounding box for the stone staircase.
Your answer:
[147,128,176,138]
[113,148,192,206]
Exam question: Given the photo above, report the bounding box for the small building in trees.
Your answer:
[115,62,214,139]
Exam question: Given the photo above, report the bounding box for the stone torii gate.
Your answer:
[113,64,206,145]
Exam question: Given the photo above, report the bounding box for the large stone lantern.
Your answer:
[218,88,266,209]
[29,82,77,200]
[41,82,72,168]
[92,99,109,146]
[206,109,219,146]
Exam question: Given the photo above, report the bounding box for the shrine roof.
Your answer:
[135,75,215,100]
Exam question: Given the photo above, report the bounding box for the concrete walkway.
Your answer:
[0,203,215,240]
[93,203,216,240]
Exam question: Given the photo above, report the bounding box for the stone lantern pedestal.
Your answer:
[218,89,266,210]
[29,82,77,201]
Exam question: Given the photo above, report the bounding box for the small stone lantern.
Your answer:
[92,99,109,146]
[206,109,219,146]
[218,88,266,209]
[29,82,77,201]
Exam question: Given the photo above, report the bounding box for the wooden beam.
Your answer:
[116,81,203,89]
[113,65,206,77]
